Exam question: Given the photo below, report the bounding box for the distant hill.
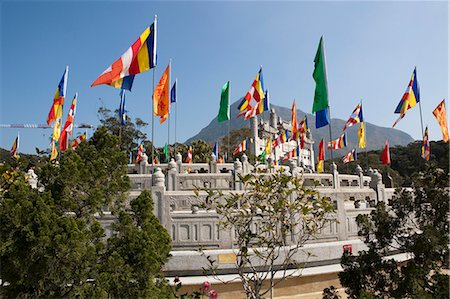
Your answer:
[185,99,414,156]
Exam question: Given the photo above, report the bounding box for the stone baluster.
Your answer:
[331,162,339,189]
[241,153,248,173]
[153,167,165,188]
[355,164,363,188]
[139,153,149,174]
[210,153,217,174]
[175,152,182,173]
[167,158,178,191]
[234,158,243,190]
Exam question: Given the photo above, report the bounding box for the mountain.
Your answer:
[185,100,414,157]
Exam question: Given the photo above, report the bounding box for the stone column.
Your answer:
[167,159,178,191]
[234,158,243,190]
[210,153,217,173]
[331,162,339,189]
[175,152,182,173]
[241,153,249,174]
[355,164,364,188]
[152,168,168,227]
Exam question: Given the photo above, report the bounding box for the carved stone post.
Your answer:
[151,167,169,229]
[139,153,149,174]
[355,164,364,188]
[168,159,178,191]
[175,152,182,173]
[331,162,339,189]
[234,158,243,190]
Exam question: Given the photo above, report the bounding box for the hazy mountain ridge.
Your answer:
[185,100,414,157]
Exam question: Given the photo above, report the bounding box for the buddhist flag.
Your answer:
[50,142,58,161]
[328,133,347,150]
[91,18,157,90]
[291,100,298,139]
[47,66,69,125]
[238,67,265,120]
[432,99,448,142]
[343,102,363,131]
[312,37,329,128]
[358,122,366,149]
[136,144,144,163]
[10,134,19,159]
[71,132,87,150]
[381,139,390,165]
[233,139,248,156]
[317,138,325,173]
[60,93,77,151]
[119,89,127,125]
[421,126,430,161]
[218,81,230,122]
[392,67,420,127]
[153,62,170,124]
[342,148,357,164]
[186,146,193,163]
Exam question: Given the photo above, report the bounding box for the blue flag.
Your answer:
[170,79,177,103]
[213,142,219,158]
[119,89,126,125]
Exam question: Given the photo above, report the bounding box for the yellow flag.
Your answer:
[358,122,366,149]
[50,142,58,161]
[317,160,324,173]
[265,137,271,155]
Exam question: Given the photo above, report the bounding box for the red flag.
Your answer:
[381,139,390,165]
[318,138,325,161]
[291,100,298,139]
[136,144,144,163]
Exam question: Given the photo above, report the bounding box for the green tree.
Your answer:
[197,171,336,299]
[0,127,172,298]
[338,166,449,298]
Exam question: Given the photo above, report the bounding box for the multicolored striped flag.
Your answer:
[185,146,193,163]
[71,132,87,150]
[10,134,19,159]
[238,67,265,120]
[232,139,248,156]
[60,93,77,151]
[421,126,430,161]
[342,148,357,164]
[136,144,144,163]
[317,138,325,173]
[119,89,127,125]
[283,146,300,161]
[328,133,347,150]
[392,67,420,127]
[381,139,390,165]
[91,18,157,90]
[154,62,170,124]
[432,99,449,142]
[47,66,69,125]
[343,102,363,131]
[272,130,289,148]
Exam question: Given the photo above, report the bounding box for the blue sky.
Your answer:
[1,1,448,154]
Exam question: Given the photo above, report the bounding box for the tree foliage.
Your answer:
[338,166,449,298]
[197,171,336,299]
[0,127,172,298]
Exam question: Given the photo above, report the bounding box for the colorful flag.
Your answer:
[328,133,347,150]
[265,137,272,155]
[392,67,420,127]
[91,19,157,90]
[50,141,58,161]
[342,148,357,164]
[421,126,430,161]
[232,139,248,156]
[272,130,289,148]
[312,37,329,128]
[51,113,63,142]
[136,144,144,163]
[186,146,193,163]
[358,122,366,149]
[60,93,77,151]
[171,79,177,104]
[283,146,299,161]
[10,134,19,159]
[381,139,390,165]
[153,155,160,164]
[154,63,170,124]
[163,143,169,163]
[119,89,127,125]
[291,100,298,139]
[432,99,449,142]
[47,66,69,125]
[343,102,364,131]
[317,138,325,173]
[298,116,309,133]
[71,132,87,150]
[218,81,230,122]
[238,67,265,119]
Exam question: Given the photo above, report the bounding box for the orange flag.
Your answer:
[153,63,170,123]
[432,99,449,142]
[291,100,298,139]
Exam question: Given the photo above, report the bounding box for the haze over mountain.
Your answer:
[185,100,414,157]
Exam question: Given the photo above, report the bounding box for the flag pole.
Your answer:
[361,99,369,172]
[152,68,155,168]
[168,59,172,162]
[174,79,178,155]
[416,66,425,137]
[322,36,333,168]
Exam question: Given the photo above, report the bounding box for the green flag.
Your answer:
[259,149,266,163]
[163,143,169,163]
[218,81,230,122]
[312,36,329,113]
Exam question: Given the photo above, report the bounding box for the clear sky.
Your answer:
[1,0,448,154]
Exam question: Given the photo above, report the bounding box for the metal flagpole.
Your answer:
[174,79,178,155]
[167,59,172,162]
[416,66,425,137]
[361,99,369,172]
[152,69,155,168]
[321,37,334,168]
